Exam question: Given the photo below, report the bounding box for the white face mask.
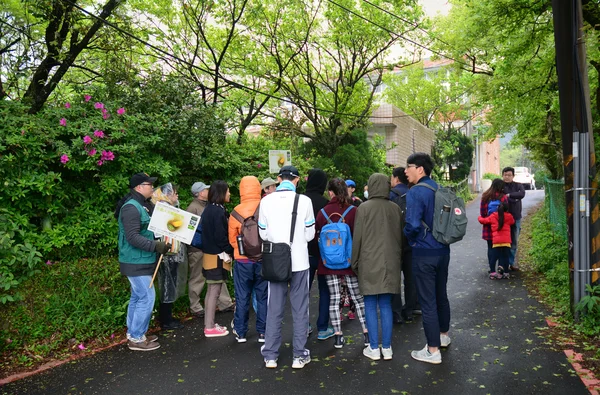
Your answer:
[363,191,369,199]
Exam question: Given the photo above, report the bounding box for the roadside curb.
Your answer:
[546,317,600,395]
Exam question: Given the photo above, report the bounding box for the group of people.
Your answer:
[478,167,525,279]
[117,152,519,368]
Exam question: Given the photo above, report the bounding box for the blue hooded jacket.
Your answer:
[403,176,450,256]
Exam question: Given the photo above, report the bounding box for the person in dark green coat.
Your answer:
[351,173,403,361]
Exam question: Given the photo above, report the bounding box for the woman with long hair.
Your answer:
[200,180,233,337]
[479,179,508,277]
[316,178,368,350]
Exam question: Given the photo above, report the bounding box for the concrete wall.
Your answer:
[368,104,435,167]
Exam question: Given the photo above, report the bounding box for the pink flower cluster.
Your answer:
[98,150,115,166]
[60,154,69,164]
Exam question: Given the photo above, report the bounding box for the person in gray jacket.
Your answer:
[351,173,403,361]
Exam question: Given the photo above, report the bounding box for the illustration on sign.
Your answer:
[148,202,199,245]
[268,150,292,173]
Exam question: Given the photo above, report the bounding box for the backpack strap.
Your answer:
[412,182,437,231]
[338,205,355,223]
[320,208,333,224]
[231,209,245,224]
[290,194,300,243]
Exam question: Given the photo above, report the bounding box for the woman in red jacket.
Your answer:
[316,178,368,349]
[478,201,515,279]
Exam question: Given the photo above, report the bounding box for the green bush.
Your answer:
[482,172,501,180]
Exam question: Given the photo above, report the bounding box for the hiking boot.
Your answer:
[363,346,381,360]
[308,323,314,336]
[440,334,451,347]
[382,347,393,360]
[292,352,311,369]
[257,334,265,343]
[497,266,505,276]
[264,359,278,369]
[413,309,422,315]
[411,345,442,364]
[347,311,356,320]
[363,333,370,347]
[317,327,335,340]
[128,340,160,351]
[204,324,229,338]
[334,334,345,349]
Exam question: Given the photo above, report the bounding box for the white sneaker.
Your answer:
[411,344,442,364]
[292,350,311,369]
[264,359,278,368]
[381,347,393,360]
[440,334,451,347]
[363,346,381,361]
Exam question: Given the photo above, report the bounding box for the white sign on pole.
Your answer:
[148,202,200,245]
[268,150,292,173]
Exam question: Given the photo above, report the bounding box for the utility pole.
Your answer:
[551,0,600,315]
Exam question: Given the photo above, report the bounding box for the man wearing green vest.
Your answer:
[118,173,171,351]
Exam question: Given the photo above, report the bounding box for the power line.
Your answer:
[8,0,474,121]
[360,0,466,61]
[327,0,493,75]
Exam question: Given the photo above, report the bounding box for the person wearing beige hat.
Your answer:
[261,177,278,197]
[186,181,234,318]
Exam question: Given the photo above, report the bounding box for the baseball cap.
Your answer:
[278,165,299,178]
[129,172,157,188]
[191,182,210,196]
[345,179,356,188]
[261,177,278,189]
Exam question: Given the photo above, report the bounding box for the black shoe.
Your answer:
[218,305,235,314]
[393,312,404,324]
[363,333,370,347]
[191,310,205,318]
[334,334,345,349]
[162,320,184,330]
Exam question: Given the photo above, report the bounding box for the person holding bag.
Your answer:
[200,180,233,338]
[258,166,315,369]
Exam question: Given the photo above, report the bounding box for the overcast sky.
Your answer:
[419,0,451,16]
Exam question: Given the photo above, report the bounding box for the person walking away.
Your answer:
[228,176,268,343]
[303,169,332,340]
[258,166,315,369]
[479,201,514,279]
[404,153,451,365]
[389,166,418,324]
[479,179,509,277]
[316,178,368,350]
[345,179,362,206]
[351,173,402,361]
[186,182,234,319]
[117,172,171,351]
[200,180,233,338]
[502,167,526,270]
[151,183,186,330]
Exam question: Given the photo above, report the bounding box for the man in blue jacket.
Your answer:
[403,153,451,365]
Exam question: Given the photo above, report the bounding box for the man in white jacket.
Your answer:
[258,165,315,369]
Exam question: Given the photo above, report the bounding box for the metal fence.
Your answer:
[544,177,567,239]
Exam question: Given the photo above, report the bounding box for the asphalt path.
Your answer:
[2,189,589,395]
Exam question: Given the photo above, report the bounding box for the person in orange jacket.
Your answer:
[478,201,515,279]
[228,176,267,343]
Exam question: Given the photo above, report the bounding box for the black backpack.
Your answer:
[390,187,410,250]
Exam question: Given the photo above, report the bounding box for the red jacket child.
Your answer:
[478,210,515,246]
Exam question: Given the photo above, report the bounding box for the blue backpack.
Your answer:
[487,199,501,216]
[190,217,204,250]
[318,206,355,270]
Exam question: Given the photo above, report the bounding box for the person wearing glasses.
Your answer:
[116,173,172,351]
[404,154,451,365]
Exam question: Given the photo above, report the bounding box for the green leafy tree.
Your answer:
[432,127,474,181]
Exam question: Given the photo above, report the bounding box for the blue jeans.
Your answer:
[363,294,393,349]
[233,261,267,337]
[126,275,156,341]
[413,254,451,348]
[509,218,522,266]
[309,255,330,331]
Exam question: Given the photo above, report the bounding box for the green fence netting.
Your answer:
[544,177,567,239]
